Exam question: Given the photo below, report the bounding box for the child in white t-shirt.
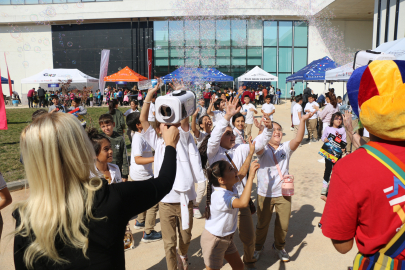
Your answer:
[191,108,213,219]
[292,96,303,135]
[87,129,123,184]
[232,112,246,144]
[126,112,163,243]
[207,96,226,126]
[303,94,319,142]
[241,96,257,139]
[201,160,260,270]
[140,80,205,269]
[261,95,276,121]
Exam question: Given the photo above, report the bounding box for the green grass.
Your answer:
[0,106,131,183]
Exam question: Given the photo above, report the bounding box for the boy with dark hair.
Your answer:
[99,114,129,182]
[292,95,303,135]
[48,95,65,113]
[261,95,276,121]
[126,112,162,242]
[241,95,257,139]
[304,94,319,142]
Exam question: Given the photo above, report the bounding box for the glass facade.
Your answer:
[153,20,308,96]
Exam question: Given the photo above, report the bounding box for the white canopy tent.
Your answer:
[21,69,99,92]
[237,66,278,87]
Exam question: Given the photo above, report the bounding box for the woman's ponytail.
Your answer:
[198,134,211,170]
[205,167,214,220]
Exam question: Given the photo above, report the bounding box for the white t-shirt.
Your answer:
[143,125,198,203]
[292,103,302,125]
[242,103,256,124]
[261,103,275,121]
[259,91,263,96]
[0,172,7,191]
[90,163,122,184]
[196,130,209,148]
[205,186,239,237]
[233,127,245,144]
[206,83,211,89]
[212,110,226,126]
[148,103,156,121]
[257,141,294,197]
[124,108,139,116]
[130,132,153,181]
[304,101,319,120]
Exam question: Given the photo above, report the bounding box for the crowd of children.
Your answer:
[11,80,353,270]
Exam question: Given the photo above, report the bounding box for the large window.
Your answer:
[153,20,308,86]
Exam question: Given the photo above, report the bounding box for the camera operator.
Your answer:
[48,95,66,113]
[13,113,179,270]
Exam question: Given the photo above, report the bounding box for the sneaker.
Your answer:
[273,243,290,262]
[134,220,145,230]
[176,249,189,270]
[318,158,325,164]
[290,127,294,131]
[321,182,328,196]
[141,230,162,243]
[311,139,318,142]
[253,246,264,261]
[193,206,202,219]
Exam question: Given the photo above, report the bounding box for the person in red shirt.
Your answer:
[203,89,212,109]
[27,88,35,108]
[242,88,255,104]
[320,60,405,268]
[263,87,267,101]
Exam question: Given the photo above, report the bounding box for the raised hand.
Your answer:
[193,107,200,116]
[172,78,185,91]
[249,160,260,175]
[148,78,162,95]
[248,136,256,155]
[162,125,180,148]
[225,97,241,118]
[343,110,353,131]
[301,111,315,121]
[238,86,244,96]
[262,118,273,130]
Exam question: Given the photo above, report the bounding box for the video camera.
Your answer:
[155,90,196,124]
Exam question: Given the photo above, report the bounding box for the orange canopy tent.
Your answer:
[104,66,148,82]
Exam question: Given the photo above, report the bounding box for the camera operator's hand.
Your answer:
[162,125,180,148]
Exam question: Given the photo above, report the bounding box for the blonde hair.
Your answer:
[14,113,103,268]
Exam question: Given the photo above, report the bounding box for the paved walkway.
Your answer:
[0,101,358,269]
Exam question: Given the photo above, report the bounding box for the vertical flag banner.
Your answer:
[99,49,110,95]
[147,48,153,80]
[4,53,13,96]
[0,67,8,130]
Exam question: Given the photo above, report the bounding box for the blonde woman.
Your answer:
[13,113,179,270]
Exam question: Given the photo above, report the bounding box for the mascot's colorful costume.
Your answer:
[346,60,405,270]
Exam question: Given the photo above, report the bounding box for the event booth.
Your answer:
[286,56,338,97]
[21,69,98,92]
[1,76,14,84]
[237,66,277,88]
[104,66,148,95]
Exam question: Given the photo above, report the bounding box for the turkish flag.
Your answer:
[0,67,8,130]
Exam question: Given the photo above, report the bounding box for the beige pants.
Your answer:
[244,123,253,139]
[345,119,359,152]
[238,207,256,267]
[306,118,318,140]
[137,203,159,234]
[159,202,193,270]
[255,195,292,251]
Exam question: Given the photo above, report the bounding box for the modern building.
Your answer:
[0,0,378,102]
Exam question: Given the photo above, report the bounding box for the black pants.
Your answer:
[323,158,336,183]
[270,95,274,104]
[39,96,45,107]
[204,98,210,109]
[118,97,123,106]
[28,97,33,108]
[138,99,143,107]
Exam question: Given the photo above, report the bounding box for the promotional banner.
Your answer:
[4,53,13,96]
[99,49,110,95]
[0,67,8,130]
[147,48,152,80]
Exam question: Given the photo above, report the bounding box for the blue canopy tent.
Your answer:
[1,76,14,84]
[286,56,338,97]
